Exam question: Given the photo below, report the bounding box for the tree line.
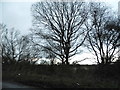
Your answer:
[1,1,120,65]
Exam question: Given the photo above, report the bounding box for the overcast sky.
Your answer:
[0,0,119,35]
[0,0,120,64]
[0,2,33,35]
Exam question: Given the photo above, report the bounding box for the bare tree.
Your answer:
[1,24,20,64]
[42,47,56,65]
[17,34,43,64]
[17,35,31,62]
[0,24,5,63]
[1,24,41,65]
[31,1,88,65]
[106,17,120,62]
[85,2,120,65]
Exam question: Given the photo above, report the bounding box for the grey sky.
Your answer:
[0,2,33,35]
[0,0,119,35]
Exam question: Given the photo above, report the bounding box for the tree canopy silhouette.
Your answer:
[31,1,88,64]
[85,2,120,65]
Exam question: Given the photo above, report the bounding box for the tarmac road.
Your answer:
[1,81,42,90]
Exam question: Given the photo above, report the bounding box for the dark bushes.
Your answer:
[95,63,120,79]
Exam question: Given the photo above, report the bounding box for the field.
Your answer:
[2,63,120,88]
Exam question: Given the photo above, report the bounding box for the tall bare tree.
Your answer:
[31,1,88,64]
[85,2,120,65]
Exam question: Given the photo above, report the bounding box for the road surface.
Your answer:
[1,81,42,90]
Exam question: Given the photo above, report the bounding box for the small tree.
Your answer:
[17,34,42,64]
[1,24,20,64]
[42,47,56,65]
[17,35,31,62]
[1,24,42,65]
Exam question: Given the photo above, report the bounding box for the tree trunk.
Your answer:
[65,50,69,65]
[62,58,65,65]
